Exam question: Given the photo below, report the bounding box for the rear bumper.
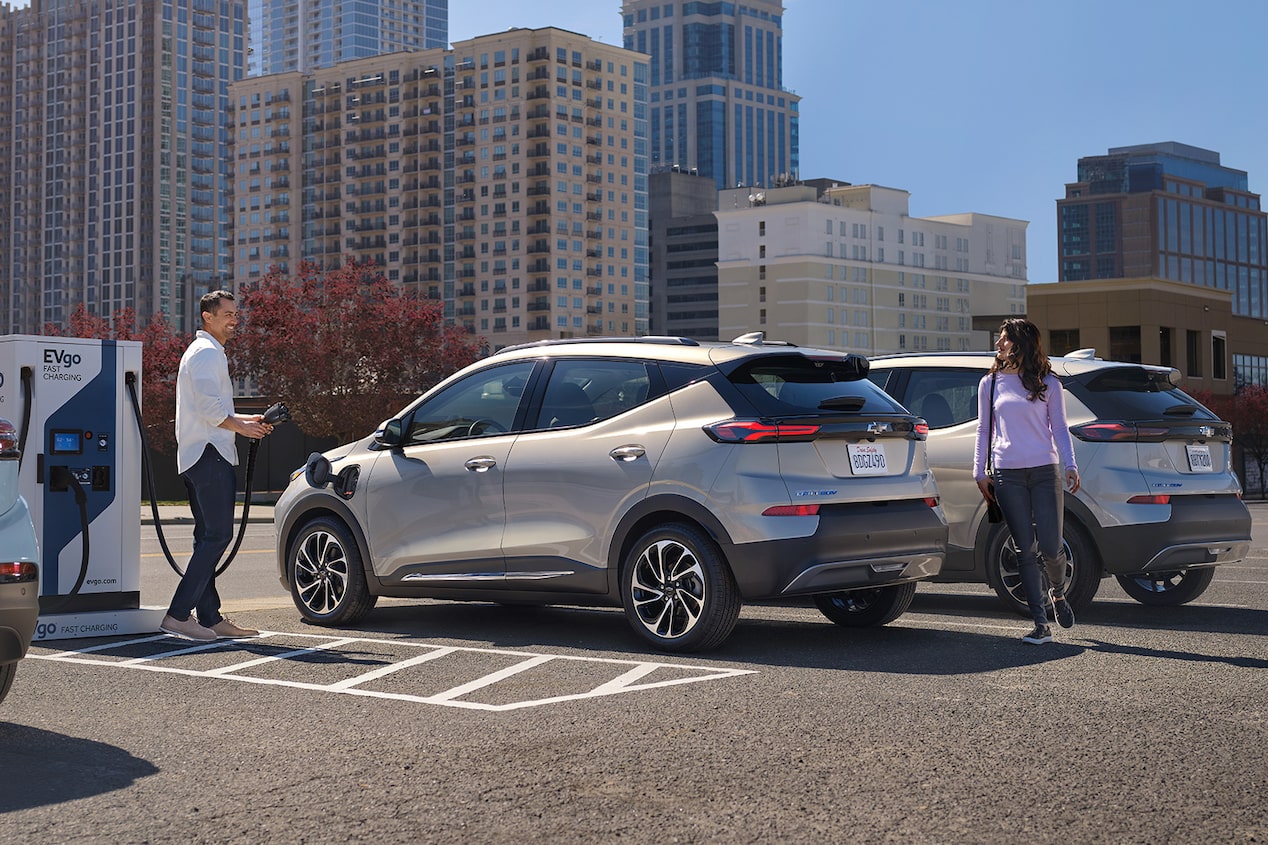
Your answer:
[0,584,40,664]
[1093,494,1251,575]
[725,499,947,599]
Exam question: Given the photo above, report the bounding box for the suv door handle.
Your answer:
[609,445,645,462]
[465,456,498,472]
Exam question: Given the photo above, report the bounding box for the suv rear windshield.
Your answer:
[728,354,908,417]
[1063,367,1220,421]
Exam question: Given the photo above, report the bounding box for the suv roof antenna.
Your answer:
[732,331,765,345]
[1065,348,1098,359]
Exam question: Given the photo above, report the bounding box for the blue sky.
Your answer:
[450,0,1268,285]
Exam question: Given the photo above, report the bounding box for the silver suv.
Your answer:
[868,350,1251,614]
[274,335,946,651]
[0,418,39,706]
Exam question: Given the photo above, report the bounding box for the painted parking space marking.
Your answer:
[29,631,755,711]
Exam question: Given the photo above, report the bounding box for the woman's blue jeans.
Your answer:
[992,464,1068,626]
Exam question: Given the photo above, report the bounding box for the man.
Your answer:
[160,290,273,642]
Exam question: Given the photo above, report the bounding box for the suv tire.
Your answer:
[1115,567,1216,606]
[986,520,1100,615]
[813,581,917,627]
[0,662,15,706]
[289,515,377,625]
[622,523,740,653]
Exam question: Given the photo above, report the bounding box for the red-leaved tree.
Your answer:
[1193,386,1268,497]
[44,305,187,453]
[232,258,485,442]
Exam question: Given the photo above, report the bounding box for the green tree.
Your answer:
[44,305,186,453]
[233,258,484,443]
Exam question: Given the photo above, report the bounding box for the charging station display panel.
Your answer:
[50,430,84,455]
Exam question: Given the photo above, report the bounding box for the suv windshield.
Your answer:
[728,354,907,416]
[1063,367,1220,421]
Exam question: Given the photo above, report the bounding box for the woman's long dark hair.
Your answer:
[990,318,1051,401]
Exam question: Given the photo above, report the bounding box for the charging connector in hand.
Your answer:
[262,402,290,425]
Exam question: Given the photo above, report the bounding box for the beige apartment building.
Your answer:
[230,28,650,348]
[714,181,1027,353]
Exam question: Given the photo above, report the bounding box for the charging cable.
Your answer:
[125,372,289,577]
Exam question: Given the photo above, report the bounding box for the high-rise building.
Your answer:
[231,27,649,348]
[623,0,798,190]
[248,0,448,76]
[0,0,246,335]
[714,181,1027,354]
[648,168,719,339]
[1058,142,1268,318]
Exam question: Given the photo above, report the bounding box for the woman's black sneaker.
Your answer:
[1053,595,1075,629]
[1022,624,1054,645]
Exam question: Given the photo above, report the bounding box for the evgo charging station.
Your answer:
[0,335,165,641]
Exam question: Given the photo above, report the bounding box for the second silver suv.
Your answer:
[869,350,1251,614]
[274,335,947,651]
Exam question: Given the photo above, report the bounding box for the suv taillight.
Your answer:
[704,420,821,443]
[1070,421,1169,442]
[0,561,38,583]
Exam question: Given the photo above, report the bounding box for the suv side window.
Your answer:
[535,359,653,429]
[903,368,983,429]
[404,361,535,444]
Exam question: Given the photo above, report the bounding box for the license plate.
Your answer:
[1186,444,1213,472]
[847,442,887,475]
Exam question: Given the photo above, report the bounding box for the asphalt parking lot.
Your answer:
[2,510,1266,844]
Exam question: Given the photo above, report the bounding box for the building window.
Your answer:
[1110,325,1142,363]
[1213,331,1227,380]
[1187,329,1202,377]
[1159,327,1173,368]
[1049,329,1080,357]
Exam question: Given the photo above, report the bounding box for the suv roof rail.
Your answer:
[499,335,701,353]
[731,331,798,347]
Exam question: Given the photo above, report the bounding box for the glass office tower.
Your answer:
[622,0,798,190]
[0,0,246,334]
[248,0,448,76]
[1059,142,1268,319]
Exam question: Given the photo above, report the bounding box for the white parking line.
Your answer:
[29,631,756,712]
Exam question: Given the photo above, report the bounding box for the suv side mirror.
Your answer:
[374,418,404,448]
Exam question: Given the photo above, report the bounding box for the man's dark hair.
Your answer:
[200,289,235,323]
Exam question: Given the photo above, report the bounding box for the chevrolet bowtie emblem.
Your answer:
[867,422,892,434]
[1198,426,1215,438]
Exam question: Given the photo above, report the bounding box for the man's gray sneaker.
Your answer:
[160,614,217,642]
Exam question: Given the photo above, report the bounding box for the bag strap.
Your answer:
[986,372,997,476]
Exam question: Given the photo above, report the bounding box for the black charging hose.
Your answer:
[17,367,32,472]
[16,365,91,611]
[39,470,91,613]
[125,372,287,578]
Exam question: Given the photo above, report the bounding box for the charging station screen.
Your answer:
[50,430,83,454]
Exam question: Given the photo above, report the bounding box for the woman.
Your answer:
[974,318,1081,644]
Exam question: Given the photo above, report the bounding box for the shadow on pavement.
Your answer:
[304,599,1086,675]
[1082,639,1268,670]
[914,585,1268,638]
[0,723,158,812]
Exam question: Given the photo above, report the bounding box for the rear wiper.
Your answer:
[818,396,866,412]
[1163,404,1198,417]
